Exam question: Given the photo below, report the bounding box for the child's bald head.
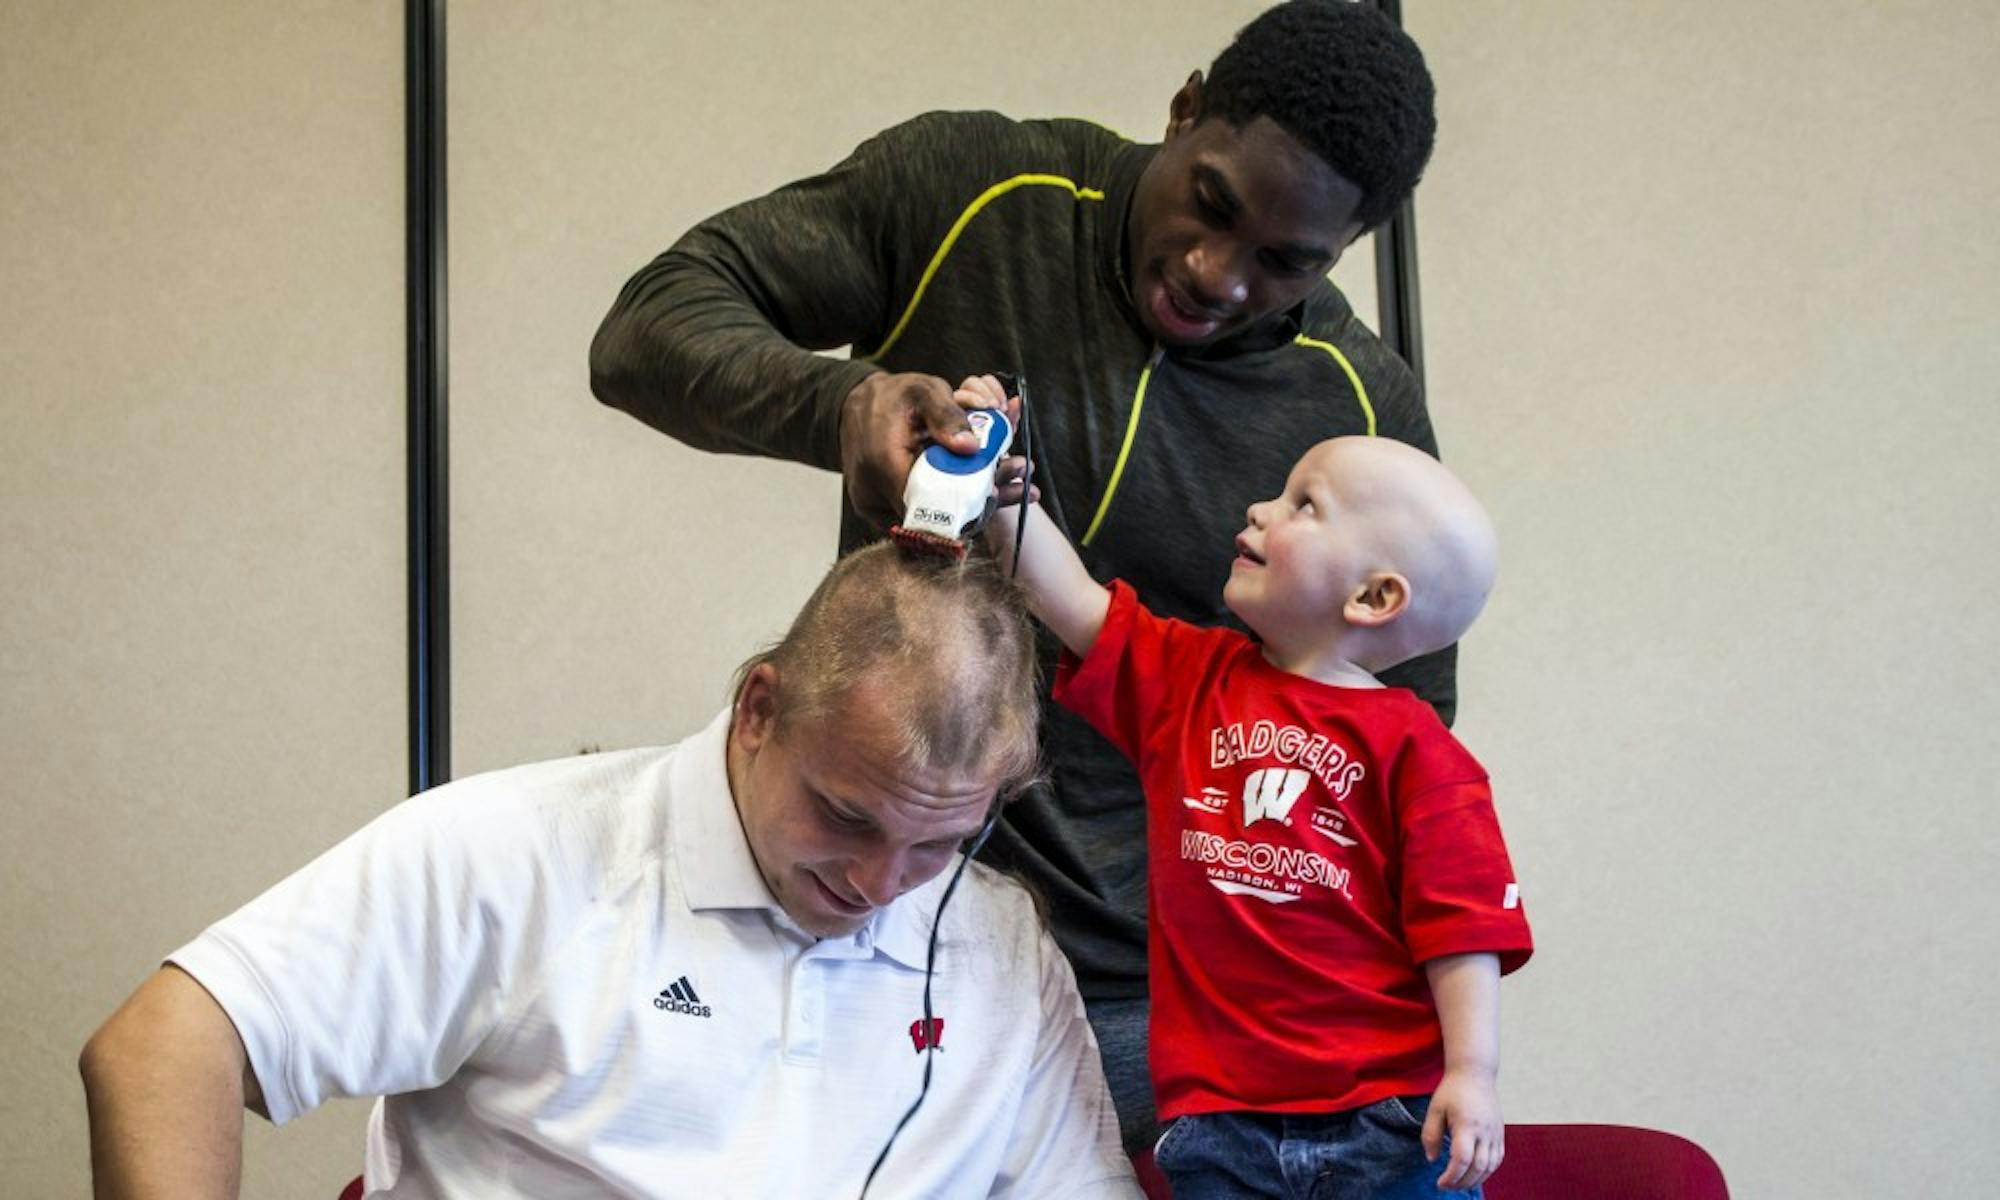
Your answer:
[1227,436,1496,674]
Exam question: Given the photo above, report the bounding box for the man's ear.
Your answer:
[732,662,781,753]
[1344,572,1411,627]
[1165,71,1205,140]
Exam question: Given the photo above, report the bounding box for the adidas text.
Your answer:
[653,975,711,1018]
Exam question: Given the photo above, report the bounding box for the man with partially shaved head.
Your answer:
[81,543,1139,1199]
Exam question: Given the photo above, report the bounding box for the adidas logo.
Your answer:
[652,975,712,1018]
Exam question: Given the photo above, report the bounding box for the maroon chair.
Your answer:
[1131,1146,1172,1199]
[1486,1124,1728,1200]
[337,1176,362,1200]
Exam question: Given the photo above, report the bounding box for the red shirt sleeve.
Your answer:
[1053,579,1206,767]
[1395,735,1535,974]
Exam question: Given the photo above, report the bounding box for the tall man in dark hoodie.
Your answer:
[591,0,1443,1152]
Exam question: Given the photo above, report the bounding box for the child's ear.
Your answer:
[1344,572,1410,627]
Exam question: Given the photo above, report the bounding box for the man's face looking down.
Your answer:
[729,667,998,938]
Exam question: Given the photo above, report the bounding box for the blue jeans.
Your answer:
[1154,1099,1473,1200]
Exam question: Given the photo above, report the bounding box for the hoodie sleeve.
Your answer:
[588,111,1006,470]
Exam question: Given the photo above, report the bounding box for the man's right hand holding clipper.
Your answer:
[838,372,983,530]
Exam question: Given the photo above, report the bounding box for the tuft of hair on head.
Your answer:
[1202,0,1437,230]
[730,541,1041,799]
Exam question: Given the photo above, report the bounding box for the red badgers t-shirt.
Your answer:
[1055,581,1532,1120]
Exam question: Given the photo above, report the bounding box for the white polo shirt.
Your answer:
[171,710,1137,1199]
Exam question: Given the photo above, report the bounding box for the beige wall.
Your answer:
[1406,4,2000,1195]
[1,1,399,1193]
[8,1,1995,1197]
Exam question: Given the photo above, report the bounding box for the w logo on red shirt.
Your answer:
[1242,767,1310,826]
[908,1016,945,1053]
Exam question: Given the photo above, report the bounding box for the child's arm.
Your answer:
[985,496,1111,659]
[956,376,1110,659]
[1422,952,1506,1191]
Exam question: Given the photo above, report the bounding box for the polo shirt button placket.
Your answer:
[786,954,824,1062]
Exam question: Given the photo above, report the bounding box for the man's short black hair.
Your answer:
[1202,1,1437,230]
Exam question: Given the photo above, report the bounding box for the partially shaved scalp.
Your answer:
[732,542,1040,796]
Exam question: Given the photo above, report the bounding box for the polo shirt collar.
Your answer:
[671,709,775,910]
[669,707,949,971]
[871,868,953,969]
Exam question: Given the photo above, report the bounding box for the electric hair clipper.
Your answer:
[889,405,1014,562]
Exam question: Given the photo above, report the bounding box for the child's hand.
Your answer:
[953,373,1008,411]
[953,374,1035,506]
[1423,1066,1504,1190]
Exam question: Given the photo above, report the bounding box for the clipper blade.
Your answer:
[889,524,970,562]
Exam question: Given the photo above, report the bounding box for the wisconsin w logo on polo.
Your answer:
[652,975,712,1018]
[908,1016,945,1053]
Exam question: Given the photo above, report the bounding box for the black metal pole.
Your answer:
[1370,0,1426,391]
[407,0,449,794]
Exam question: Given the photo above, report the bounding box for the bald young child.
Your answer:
[966,375,1532,1198]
